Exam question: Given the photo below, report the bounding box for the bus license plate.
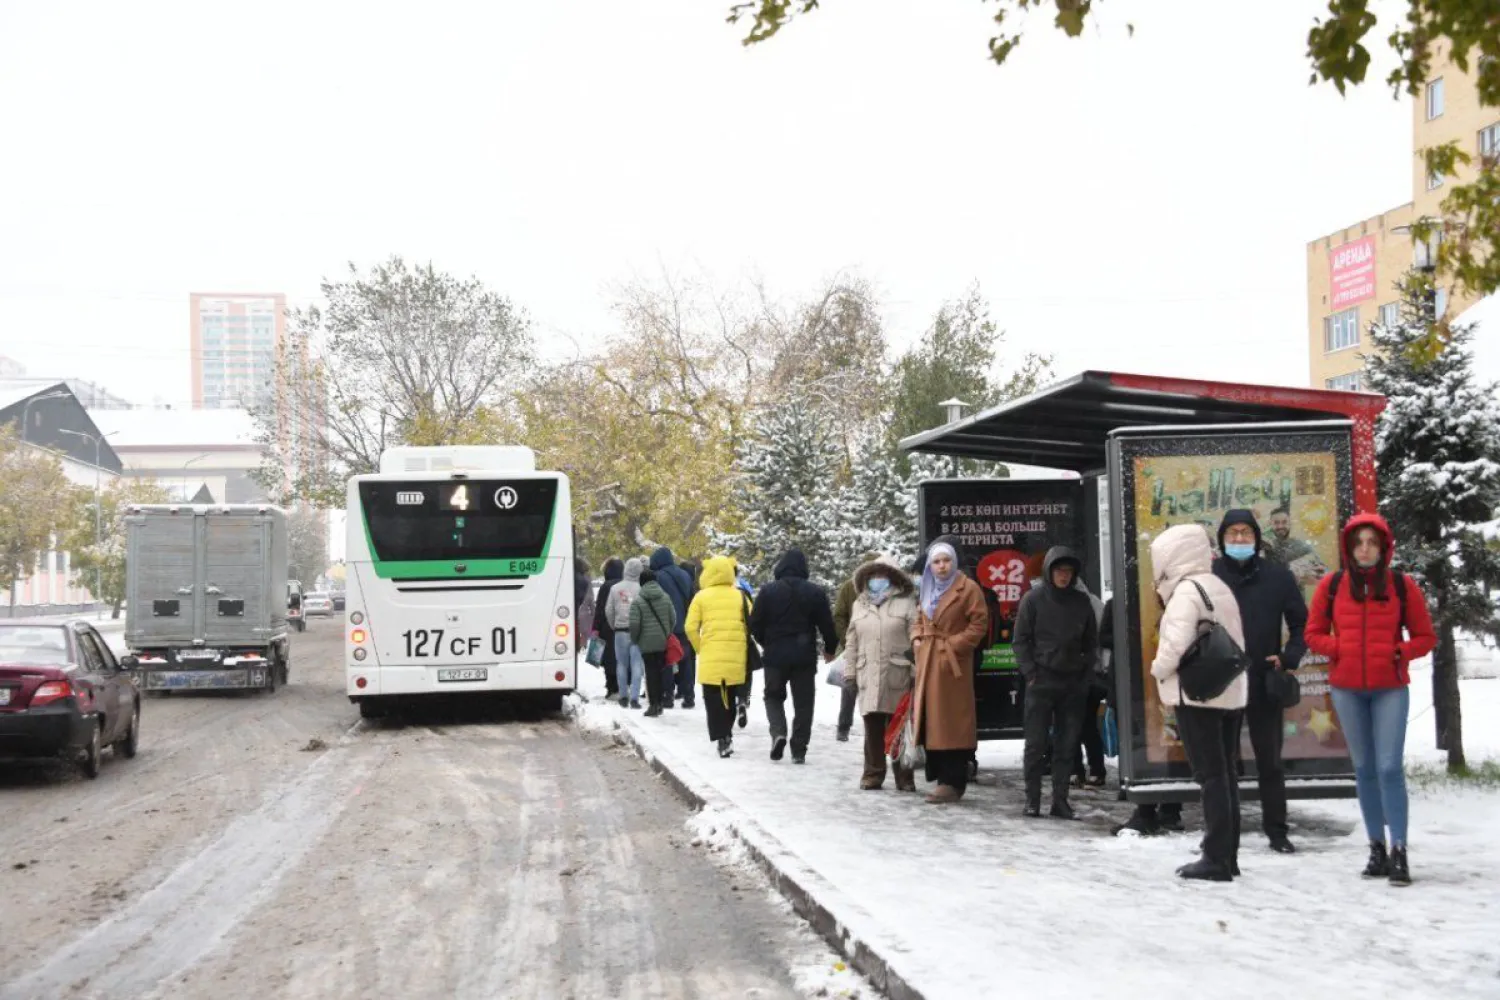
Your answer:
[437,668,488,683]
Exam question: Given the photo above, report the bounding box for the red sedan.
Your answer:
[0,619,140,778]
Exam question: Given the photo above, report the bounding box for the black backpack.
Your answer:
[1177,580,1252,703]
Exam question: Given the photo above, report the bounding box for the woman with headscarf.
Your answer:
[911,541,989,803]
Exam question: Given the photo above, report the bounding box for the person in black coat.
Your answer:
[593,558,625,699]
[1213,508,1308,853]
[650,546,699,709]
[749,549,838,764]
[1013,546,1099,820]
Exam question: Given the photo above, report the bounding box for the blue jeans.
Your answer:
[614,632,643,703]
[1330,686,1410,847]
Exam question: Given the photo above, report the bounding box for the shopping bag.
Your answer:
[884,691,911,757]
[665,633,685,667]
[1102,706,1119,759]
[898,712,925,770]
[585,635,606,667]
[823,655,845,688]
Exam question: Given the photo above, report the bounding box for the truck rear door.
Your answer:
[204,513,271,644]
[128,513,200,645]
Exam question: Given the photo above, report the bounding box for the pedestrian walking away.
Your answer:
[685,556,751,758]
[1212,508,1308,853]
[734,569,758,728]
[911,541,988,803]
[606,557,645,708]
[651,546,698,709]
[628,567,678,717]
[1149,524,1249,882]
[750,549,838,765]
[574,558,596,654]
[593,558,625,700]
[1013,546,1099,820]
[833,550,883,743]
[1305,513,1435,886]
[843,556,920,791]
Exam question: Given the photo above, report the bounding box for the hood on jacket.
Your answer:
[773,549,810,581]
[602,558,625,582]
[1042,546,1082,590]
[1341,512,1394,569]
[649,546,678,572]
[622,557,644,583]
[1150,524,1214,603]
[1217,508,1263,554]
[854,556,915,595]
[700,556,738,589]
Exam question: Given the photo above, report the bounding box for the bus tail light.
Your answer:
[355,676,368,689]
[556,605,570,619]
[554,623,569,638]
[554,643,569,656]
[554,670,566,682]
[350,611,365,625]
[351,628,367,644]
[353,648,368,661]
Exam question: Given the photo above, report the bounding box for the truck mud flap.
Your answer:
[144,668,269,691]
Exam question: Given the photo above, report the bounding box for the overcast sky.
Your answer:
[0,0,1424,408]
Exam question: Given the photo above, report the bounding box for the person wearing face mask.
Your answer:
[843,556,920,790]
[1306,514,1435,886]
[1211,509,1308,854]
[911,541,989,804]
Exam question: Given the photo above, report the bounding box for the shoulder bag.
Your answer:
[1177,580,1251,703]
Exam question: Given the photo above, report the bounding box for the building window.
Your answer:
[1324,308,1360,352]
[1326,372,1363,392]
[1427,169,1445,190]
[1378,302,1401,328]
[1426,78,1444,119]
[1435,287,1449,318]
[1482,122,1500,159]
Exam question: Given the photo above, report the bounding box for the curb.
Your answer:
[600,714,926,1000]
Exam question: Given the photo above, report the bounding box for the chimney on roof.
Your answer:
[938,398,970,425]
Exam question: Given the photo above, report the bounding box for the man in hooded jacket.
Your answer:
[1013,546,1099,819]
[1212,509,1308,853]
[749,549,838,764]
[650,546,698,709]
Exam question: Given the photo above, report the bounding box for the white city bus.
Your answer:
[344,445,576,718]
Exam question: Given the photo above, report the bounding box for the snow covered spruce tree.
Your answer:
[714,399,886,587]
[1367,275,1500,773]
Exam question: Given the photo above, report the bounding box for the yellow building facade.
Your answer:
[1307,53,1498,390]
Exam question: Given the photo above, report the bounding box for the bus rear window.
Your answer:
[359,479,558,564]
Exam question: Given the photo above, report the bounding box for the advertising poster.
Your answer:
[1330,235,1377,310]
[918,479,1092,738]
[1111,427,1356,785]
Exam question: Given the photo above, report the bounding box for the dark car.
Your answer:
[331,591,346,612]
[0,620,140,778]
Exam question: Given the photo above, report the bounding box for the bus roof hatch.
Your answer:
[379,446,538,475]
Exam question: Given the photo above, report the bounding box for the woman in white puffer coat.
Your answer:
[1149,524,1248,883]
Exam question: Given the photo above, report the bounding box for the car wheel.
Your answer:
[277,657,290,687]
[80,718,102,779]
[120,700,140,759]
[265,660,278,694]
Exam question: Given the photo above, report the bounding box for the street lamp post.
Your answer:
[17,390,69,445]
[59,428,116,617]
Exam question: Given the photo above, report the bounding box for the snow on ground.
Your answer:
[575,659,1500,1000]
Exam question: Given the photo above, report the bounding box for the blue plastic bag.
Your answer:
[1102,706,1119,759]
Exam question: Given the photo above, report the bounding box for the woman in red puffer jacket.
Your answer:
[1305,513,1435,887]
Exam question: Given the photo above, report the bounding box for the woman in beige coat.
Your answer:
[843,556,920,791]
[911,541,989,804]
[1149,523,1248,882]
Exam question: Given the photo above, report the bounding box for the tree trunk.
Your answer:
[112,599,123,620]
[1434,621,1467,773]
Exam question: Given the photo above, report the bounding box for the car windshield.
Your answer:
[0,625,70,666]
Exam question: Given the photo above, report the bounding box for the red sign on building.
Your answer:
[1329,235,1377,309]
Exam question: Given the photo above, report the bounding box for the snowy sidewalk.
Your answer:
[575,663,1500,1000]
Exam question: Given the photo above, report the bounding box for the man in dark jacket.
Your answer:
[649,546,698,709]
[1213,509,1308,853]
[1013,546,1099,820]
[749,549,838,764]
[592,558,625,700]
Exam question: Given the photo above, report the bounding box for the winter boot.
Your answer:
[770,736,787,761]
[1269,835,1296,854]
[1023,796,1043,819]
[717,737,734,758]
[630,699,642,710]
[836,728,850,742]
[1112,806,1160,837]
[925,784,961,805]
[737,703,748,729]
[1159,804,1185,832]
[618,697,629,708]
[1362,841,1390,878]
[644,704,662,718]
[1085,773,1106,788]
[1050,800,1079,821]
[894,765,917,792]
[1388,846,1411,886]
[1176,858,1233,882]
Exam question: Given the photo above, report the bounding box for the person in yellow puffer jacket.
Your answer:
[685,555,751,758]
